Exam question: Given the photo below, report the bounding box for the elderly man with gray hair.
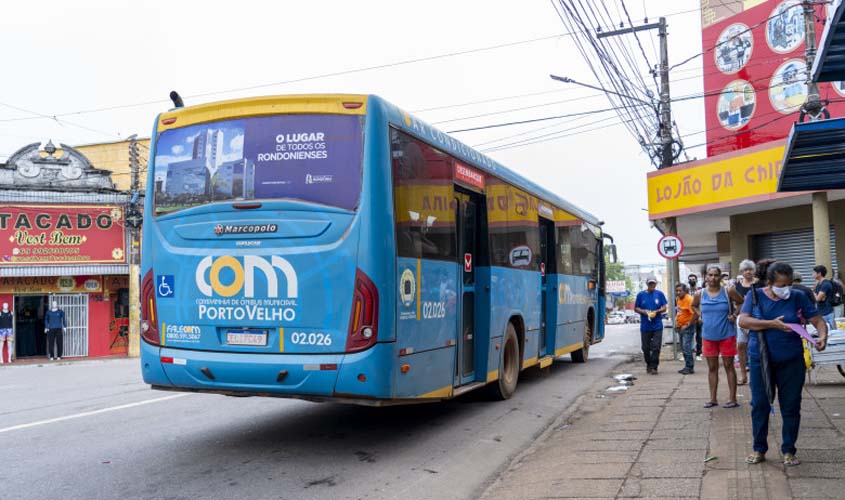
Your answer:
[733,259,757,385]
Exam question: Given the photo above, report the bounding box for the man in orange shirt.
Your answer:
[675,283,697,374]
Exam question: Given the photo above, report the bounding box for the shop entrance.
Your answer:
[14,296,47,358]
[14,294,89,358]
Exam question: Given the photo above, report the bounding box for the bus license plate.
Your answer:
[226,330,268,346]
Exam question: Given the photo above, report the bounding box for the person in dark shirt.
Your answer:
[791,272,815,305]
[0,303,13,364]
[813,265,835,330]
[44,301,67,361]
[688,273,704,360]
[739,260,828,466]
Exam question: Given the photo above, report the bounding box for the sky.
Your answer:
[0,0,708,265]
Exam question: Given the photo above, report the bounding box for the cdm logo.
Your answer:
[195,255,299,298]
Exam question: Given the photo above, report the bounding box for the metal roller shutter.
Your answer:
[753,227,838,280]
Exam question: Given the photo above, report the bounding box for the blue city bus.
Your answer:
[140,94,611,404]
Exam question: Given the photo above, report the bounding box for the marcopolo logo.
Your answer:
[195,255,299,298]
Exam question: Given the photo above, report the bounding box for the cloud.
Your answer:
[155,153,192,167]
[171,144,184,155]
[229,133,244,153]
[184,132,200,144]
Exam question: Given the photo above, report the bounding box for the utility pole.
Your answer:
[800,1,833,275]
[127,136,141,358]
[598,16,680,320]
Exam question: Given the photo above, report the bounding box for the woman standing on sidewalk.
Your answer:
[692,266,745,409]
[738,260,828,466]
[734,259,758,385]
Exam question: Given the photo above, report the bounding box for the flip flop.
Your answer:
[723,401,740,408]
[783,453,801,466]
[738,378,748,385]
[745,452,765,464]
[704,401,718,408]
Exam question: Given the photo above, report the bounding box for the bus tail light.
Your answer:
[141,270,160,346]
[346,269,379,352]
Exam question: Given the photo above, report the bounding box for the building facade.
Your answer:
[646,2,843,282]
[0,140,132,361]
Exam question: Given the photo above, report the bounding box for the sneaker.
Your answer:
[48,357,53,361]
[56,357,61,361]
[678,368,691,374]
[696,355,703,361]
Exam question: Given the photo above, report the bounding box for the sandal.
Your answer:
[738,378,748,385]
[704,401,718,408]
[745,452,765,464]
[783,453,801,466]
[723,401,740,408]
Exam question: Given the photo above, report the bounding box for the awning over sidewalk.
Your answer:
[778,118,845,192]
[812,0,845,82]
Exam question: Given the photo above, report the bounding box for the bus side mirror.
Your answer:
[609,244,618,263]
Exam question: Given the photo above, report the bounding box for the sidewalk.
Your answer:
[479,350,845,500]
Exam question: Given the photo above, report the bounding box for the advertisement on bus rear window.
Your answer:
[153,114,363,214]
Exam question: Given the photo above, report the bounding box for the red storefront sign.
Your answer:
[701,0,845,157]
[454,162,485,190]
[0,205,126,265]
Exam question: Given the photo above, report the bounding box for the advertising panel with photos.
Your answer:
[153,114,363,214]
[701,0,845,157]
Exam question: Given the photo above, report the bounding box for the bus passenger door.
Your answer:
[455,191,483,386]
[538,217,556,357]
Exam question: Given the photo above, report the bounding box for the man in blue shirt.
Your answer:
[634,276,668,374]
[813,265,835,330]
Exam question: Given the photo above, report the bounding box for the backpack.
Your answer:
[827,279,844,307]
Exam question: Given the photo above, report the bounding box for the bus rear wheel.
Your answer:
[571,322,592,363]
[491,323,520,400]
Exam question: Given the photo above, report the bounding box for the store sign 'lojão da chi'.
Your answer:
[0,205,127,265]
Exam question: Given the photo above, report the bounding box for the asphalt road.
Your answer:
[2,324,642,500]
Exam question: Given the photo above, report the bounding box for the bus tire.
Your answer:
[491,323,520,400]
[571,320,592,363]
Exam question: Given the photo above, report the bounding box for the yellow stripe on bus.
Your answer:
[279,328,284,353]
[554,342,584,357]
[486,370,499,383]
[523,356,539,368]
[158,94,369,131]
[419,385,453,399]
[161,323,166,345]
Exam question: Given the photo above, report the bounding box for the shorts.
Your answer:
[736,324,749,344]
[703,337,737,357]
[0,328,11,339]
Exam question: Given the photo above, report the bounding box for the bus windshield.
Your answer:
[153,114,363,214]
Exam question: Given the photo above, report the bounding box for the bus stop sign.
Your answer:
[657,234,684,259]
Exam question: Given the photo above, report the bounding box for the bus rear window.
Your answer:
[153,114,363,214]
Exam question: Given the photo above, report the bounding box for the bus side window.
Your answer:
[391,129,456,261]
[556,226,574,275]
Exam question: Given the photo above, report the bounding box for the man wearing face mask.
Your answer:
[688,273,704,361]
[44,301,66,361]
[0,303,13,364]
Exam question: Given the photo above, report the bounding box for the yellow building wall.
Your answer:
[74,138,151,191]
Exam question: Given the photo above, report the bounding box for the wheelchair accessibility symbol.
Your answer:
[157,275,175,298]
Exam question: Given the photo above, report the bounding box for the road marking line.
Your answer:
[0,393,190,434]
